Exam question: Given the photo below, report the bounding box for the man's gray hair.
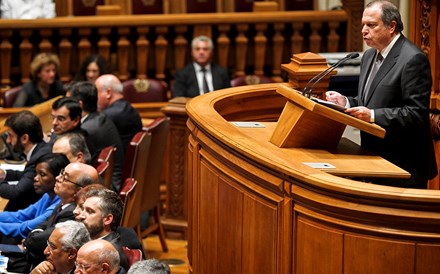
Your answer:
[100,75,124,94]
[127,259,170,274]
[55,220,90,251]
[191,35,214,50]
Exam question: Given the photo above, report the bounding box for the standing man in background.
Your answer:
[172,35,230,98]
[326,0,436,188]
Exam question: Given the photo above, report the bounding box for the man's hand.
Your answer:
[30,260,55,274]
[0,169,6,181]
[325,91,347,106]
[345,106,372,122]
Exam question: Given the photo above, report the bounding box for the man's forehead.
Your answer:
[52,106,70,116]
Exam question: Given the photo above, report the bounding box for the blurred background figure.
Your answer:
[13,53,65,107]
[1,0,56,19]
[74,54,111,84]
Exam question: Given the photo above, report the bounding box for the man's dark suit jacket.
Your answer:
[82,112,124,192]
[102,99,142,156]
[103,231,129,271]
[0,141,51,211]
[348,35,437,188]
[172,62,230,98]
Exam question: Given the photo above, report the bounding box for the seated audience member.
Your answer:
[52,133,92,164]
[127,259,170,274]
[95,74,142,155]
[75,239,125,274]
[73,54,111,84]
[13,53,65,107]
[1,0,55,19]
[73,184,143,254]
[0,110,52,211]
[69,81,123,191]
[172,35,230,98]
[0,153,68,242]
[76,188,130,270]
[22,163,98,271]
[31,220,90,274]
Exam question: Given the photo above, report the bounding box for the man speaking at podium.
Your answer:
[326,0,436,188]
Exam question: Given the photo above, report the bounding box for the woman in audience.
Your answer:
[0,153,69,241]
[73,54,111,84]
[13,53,65,107]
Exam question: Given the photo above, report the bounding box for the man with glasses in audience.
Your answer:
[52,133,92,164]
[75,239,125,274]
[20,162,98,272]
[31,220,90,274]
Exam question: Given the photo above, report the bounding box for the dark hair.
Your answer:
[69,81,98,113]
[35,153,70,177]
[367,0,404,33]
[74,54,111,82]
[85,188,123,231]
[74,183,106,204]
[52,97,82,122]
[5,110,43,143]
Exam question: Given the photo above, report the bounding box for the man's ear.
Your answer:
[105,88,112,100]
[103,214,114,227]
[101,262,110,273]
[72,116,81,128]
[20,134,29,145]
[75,152,84,162]
[68,248,78,260]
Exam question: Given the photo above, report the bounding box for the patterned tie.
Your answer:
[363,52,383,102]
[201,67,209,94]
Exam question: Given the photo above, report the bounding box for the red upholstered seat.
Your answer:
[230,75,274,87]
[93,145,116,189]
[119,178,137,227]
[72,0,105,16]
[122,246,142,268]
[2,85,21,108]
[122,79,168,103]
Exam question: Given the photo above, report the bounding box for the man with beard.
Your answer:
[30,220,90,274]
[0,110,52,211]
[76,188,129,271]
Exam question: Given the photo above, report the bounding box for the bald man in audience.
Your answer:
[22,163,98,271]
[31,220,91,274]
[52,133,92,164]
[75,239,125,274]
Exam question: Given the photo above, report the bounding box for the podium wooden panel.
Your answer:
[186,83,440,274]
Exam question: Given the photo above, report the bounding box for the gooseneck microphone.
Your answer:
[302,52,360,98]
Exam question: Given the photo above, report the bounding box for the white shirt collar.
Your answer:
[26,144,37,162]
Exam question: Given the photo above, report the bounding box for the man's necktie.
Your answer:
[363,52,383,102]
[201,67,209,94]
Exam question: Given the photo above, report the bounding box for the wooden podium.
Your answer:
[270,85,386,149]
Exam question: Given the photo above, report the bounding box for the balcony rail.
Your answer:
[0,10,350,87]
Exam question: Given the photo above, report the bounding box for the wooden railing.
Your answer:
[0,10,352,88]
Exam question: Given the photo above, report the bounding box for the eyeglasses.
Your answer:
[74,262,99,271]
[58,168,83,188]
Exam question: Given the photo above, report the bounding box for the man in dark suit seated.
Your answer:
[75,188,133,271]
[0,110,52,211]
[69,81,124,192]
[95,74,143,155]
[19,162,98,272]
[172,35,230,98]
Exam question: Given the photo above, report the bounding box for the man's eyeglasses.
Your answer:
[58,168,83,188]
[74,262,99,271]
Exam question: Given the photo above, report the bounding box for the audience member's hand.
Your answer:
[30,260,55,274]
[0,169,5,181]
[345,106,372,122]
[325,91,347,106]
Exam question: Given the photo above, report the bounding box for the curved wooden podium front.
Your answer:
[186,83,440,274]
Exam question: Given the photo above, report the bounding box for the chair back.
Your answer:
[122,79,168,103]
[72,0,105,15]
[121,246,142,267]
[230,75,274,87]
[2,86,21,107]
[141,117,170,212]
[119,178,137,227]
[93,145,116,189]
[122,131,152,229]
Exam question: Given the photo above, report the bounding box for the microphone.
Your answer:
[306,52,359,98]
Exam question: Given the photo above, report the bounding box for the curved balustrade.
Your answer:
[0,11,349,87]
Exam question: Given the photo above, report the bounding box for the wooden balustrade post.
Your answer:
[272,23,285,82]
[0,30,12,86]
[78,28,92,67]
[98,28,112,61]
[39,29,53,53]
[59,29,72,83]
[117,27,130,81]
[310,22,322,53]
[234,24,249,77]
[136,27,150,80]
[19,30,33,84]
[254,23,267,76]
[291,22,304,54]
[173,26,188,73]
[216,25,230,69]
[327,21,340,52]
[154,26,168,81]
